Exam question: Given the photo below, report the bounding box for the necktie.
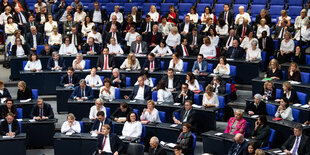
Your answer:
[8,124,12,132]
[136,43,140,54]
[101,136,107,150]
[19,13,24,24]
[263,38,266,49]
[104,55,108,70]
[183,110,189,122]
[183,45,188,56]
[112,33,115,38]
[74,35,77,46]
[242,26,246,39]
[192,36,196,45]
[233,144,240,155]
[69,76,72,83]
[146,23,149,32]
[224,12,227,23]
[39,108,43,118]
[90,46,93,51]
[151,61,154,69]
[227,36,232,47]
[231,48,236,58]
[81,89,84,97]
[292,137,300,155]
[280,28,284,39]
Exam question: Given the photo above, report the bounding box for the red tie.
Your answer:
[112,33,115,38]
[136,43,140,54]
[104,55,108,70]
[242,26,246,39]
[101,136,107,150]
[183,45,188,56]
[151,61,154,69]
[90,46,93,51]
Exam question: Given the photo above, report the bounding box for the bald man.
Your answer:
[228,133,248,155]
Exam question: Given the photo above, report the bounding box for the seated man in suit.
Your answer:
[29,98,54,120]
[124,76,152,100]
[105,25,122,46]
[211,76,226,94]
[82,37,101,55]
[70,79,94,101]
[130,35,148,54]
[160,68,182,92]
[145,24,162,51]
[175,38,192,57]
[0,80,12,101]
[175,83,194,105]
[91,111,113,134]
[228,133,248,155]
[173,100,196,127]
[281,123,310,155]
[0,112,19,136]
[68,27,84,51]
[25,26,43,53]
[89,2,107,33]
[142,53,161,72]
[275,20,293,40]
[104,15,122,34]
[149,136,167,155]
[96,124,124,155]
[179,15,194,36]
[60,67,79,87]
[96,48,115,71]
[225,39,244,59]
[236,20,252,39]
[221,29,239,51]
[47,52,66,71]
[110,68,126,88]
[192,54,208,74]
[245,94,267,115]
[63,14,77,35]
[219,4,234,28]
[140,15,154,35]
[258,31,274,70]
[187,27,203,56]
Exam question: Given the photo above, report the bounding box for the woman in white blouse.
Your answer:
[187,6,198,24]
[246,40,261,61]
[235,6,251,25]
[202,85,219,107]
[278,32,294,64]
[85,68,103,87]
[140,100,161,123]
[134,70,154,87]
[186,72,200,91]
[125,26,140,47]
[59,36,78,55]
[240,31,258,52]
[48,26,62,51]
[294,9,308,40]
[122,112,142,138]
[5,17,17,46]
[256,19,270,39]
[158,16,173,37]
[275,97,294,121]
[44,14,57,37]
[12,37,27,56]
[61,113,81,134]
[213,56,230,75]
[24,53,42,71]
[216,18,228,37]
[276,10,291,27]
[72,53,85,70]
[108,37,124,55]
[99,78,115,101]
[81,16,95,37]
[89,98,106,120]
[120,52,141,70]
[209,27,219,47]
[10,30,25,46]
[201,6,214,24]
[166,27,181,49]
[148,5,159,23]
[0,6,12,26]
[74,5,86,25]
[87,26,102,44]
[169,53,183,72]
[151,40,173,57]
[157,80,173,102]
[199,37,216,58]
[34,0,46,13]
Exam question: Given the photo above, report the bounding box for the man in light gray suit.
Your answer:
[130,35,148,54]
[63,14,77,35]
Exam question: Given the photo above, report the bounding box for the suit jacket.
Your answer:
[145,32,162,46]
[91,118,113,131]
[35,12,47,24]
[175,90,194,105]
[110,74,126,88]
[55,9,73,22]
[225,46,244,59]
[255,14,271,26]
[175,44,192,57]
[70,86,94,100]
[129,85,152,100]
[0,88,12,100]
[173,107,196,125]
[29,103,54,119]
[121,21,136,32]
[25,22,39,33]
[133,12,142,24]
[149,144,167,155]
[17,87,32,100]
[244,101,267,115]
[88,9,107,24]
[221,36,240,48]
[191,60,208,73]
[11,45,28,56]
[219,11,234,26]
[228,140,248,155]
[96,133,124,154]
[186,33,203,47]
[60,74,79,87]
[281,90,299,104]
[178,22,195,33]
[82,43,101,55]
[11,0,29,13]
[139,21,155,34]
[104,22,122,33]
[1,105,17,119]
[53,1,68,13]
[142,58,161,71]
[68,33,84,47]
[96,54,115,69]
[236,25,252,38]
[63,21,77,35]
[0,119,19,135]
[104,32,122,45]
[275,26,294,40]
[258,36,274,53]
[211,80,226,94]
[281,135,310,155]
[130,41,148,54]
[13,11,28,24]
[25,32,44,51]
[160,75,181,91]
[47,56,66,70]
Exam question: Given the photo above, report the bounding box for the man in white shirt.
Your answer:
[301,21,310,45]
[109,5,123,24]
[97,124,124,155]
[180,15,194,36]
[124,76,152,100]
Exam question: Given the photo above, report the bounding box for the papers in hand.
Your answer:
[170,124,178,127]
[176,72,181,74]
[1,98,7,104]
[214,133,223,136]
[118,117,126,122]
[65,132,73,136]
[293,103,302,107]
[251,115,259,118]
[166,143,176,148]
[226,58,234,61]
[20,99,31,103]
[301,104,309,108]
[192,104,202,109]
[173,103,181,106]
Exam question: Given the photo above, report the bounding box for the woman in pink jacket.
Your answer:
[225,110,247,135]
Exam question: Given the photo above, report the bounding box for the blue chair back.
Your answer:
[151,78,157,87]
[126,77,131,87]
[19,121,22,133]
[301,72,310,83]
[292,108,300,122]
[152,91,158,101]
[306,55,310,65]
[17,108,23,119]
[197,4,212,14]
[115,88,120,99]
[36,45,44,55]
[84,59,91,69]
[174,112,180,120]
[218,96,225,108]
[79,121,84,133]
[207,63,213,72]
[32,89,38,100]
[183,62,188,72]
[106,108,111,118]
[133,109,139,116]
[273,40,279,50]
[192,133,196,155]
[158,111,166,123]
[276,89,282,99]
[194,94,200,105]
[100,76,104,83]
[199,84,204,91]
[141,125,146,139]
[261,129,276,150]
[230,65,236,76]
[161,61,165,70]
[266,104,277,116]
[23,61,27,70]
[226,83,231,95]
[296,92,307,105]
[282,70,286,80]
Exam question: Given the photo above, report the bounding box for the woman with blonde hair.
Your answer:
[120,52,141,70]
[168,53,183,72]
[17,81,32,100]
[166,27,181,49]
[277,10,291,27]
[202,84,219,107]
[72,53,85,70]
[140,100,161,123]
[264,59,282,80]
[261,81,276,100]
[61,113,81,134]
[278,32,294,64]
[48,26,62,51]
[148,5,160,23]
[287,62,301,82]
[276,81,299,104]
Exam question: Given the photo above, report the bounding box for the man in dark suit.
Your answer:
[63,14,77,35]
[88,1,107,33]
[91,111,113,133]
[13,6,28,35]
[130,35,148,54]
[111,68,126,88]
[225,39,244,59]
[175,38,192,57]
[96,48,115,71]
[82,37,101,55]
[175,83,194,105]
[47,52,66,70]
[104,15,122,33]
[275,20,293,40]
[160,68,182,91]
[236,20,252,39]
[53,0,68,15]
[187,28,203,56]
[25,26,43,53]
[179,15,195,36]
[104,25,122,46]
[211,76,226,94]
[25,14,38,33]
[172,100,196,127]
[192,54,208,74]
[11,0,29,14]
[145,24,162,51]
[0,82,12,100]
[228,133,248,155]
[60,67,79,87]
[29,98,54,120]
[149,136,167,155]
[258,31,274,70]
[143,53,161,72]
[124,76,152,100]
[0,112,19,136]
[96,124,124,155]
[281,123,310,155]
[245,94,267,115]
[70,79,94,100]
[68,27,84,51]
[140,15,154,36]
[221,29,239,51]
[219,4,234,28]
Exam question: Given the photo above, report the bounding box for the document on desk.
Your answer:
[173,103,181,106]
[130,100,136,102]
[119,136,125,140]
[29,119,36,122]
[16,119,22,121]
[2,135,15,139]
[192,104,202,109]
[214,133,223,136]
[65,132,73,136]
[251,115,259,118]
[301,104,309,108]
[166,143,176,148]
[293,103,302,107]
[91,133,98,137]
[273,150,282,153]
[83,69,91,72]
[170,124,178,127]
[20,99,31,103]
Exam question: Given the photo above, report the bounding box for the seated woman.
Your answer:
[157,80,173,102]
[81,16,95,37]
[59,36,78,55]
[245,94,267,115]
[202,85,219,108]
[199,37,216,58]
[148,5,160,23]
[87,26,102,44]
[216,18,229,38]
[261,81,276,100]
[276,10,291,27]
[5,17,18,46]
[44,14,57,37]
[61,113,81,134]
[293,46,305,64]
[0,80,11,102]
[125,26,140,50]
[235,6,251,25]
[240,31,258,52]
[264,59,283,80]
[185,72,200,91]
[176,123,194,155]
[0,6,12,28]
[256,19,270,39]
[278,32,294,64]
[122,15,136,34]
[17,81,32,100]
[251,115,270,148]
[99,78,115,101]
[72,53,85,71]
[200,18,214,36]
[140,100,161,123]
[246,40,261,61]
[1,99,17,119]
[89,98,106,120]
[276,81,299,104]
[11,37,27,56]
[24,53,42,71]
[275,97,294,121]
[85,68,103,87]
[134,70,154,87]
[10,30,25,47]
[213,56,230,75]
[151,40,173,57]
[158,16,173,38]
[201,6,214,25]
[122,112,142,138]
[48,26,62,51]
[225,110,247,135]
[107,37,123,55]
[168,53,183,72]
[287,62,301,82]
[166,5,178,26]
[187,6,198,24]
[166,27,181,49]
[120,52,141,71]
[246,143,256,155]
[111,102,133,122]
[208,27,219,47]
